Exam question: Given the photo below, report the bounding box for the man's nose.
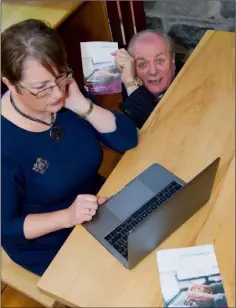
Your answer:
[149,62,158,76]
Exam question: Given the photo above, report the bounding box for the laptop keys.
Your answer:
[106,233,122,245]
[104,180,183,257]
[110,229,117,237]
[126,224,133,232]
[116,226,122,233]
[122,250,128,259]
[141,212,148,218]
[114,244,125,254]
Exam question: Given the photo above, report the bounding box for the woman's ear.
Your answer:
[2,77,19,95]
[2,76,10,88]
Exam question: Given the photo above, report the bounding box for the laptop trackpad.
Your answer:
[107,180,155,221]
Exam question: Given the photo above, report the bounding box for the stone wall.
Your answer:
[144,0,235,63]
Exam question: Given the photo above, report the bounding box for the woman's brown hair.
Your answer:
[1,19,67,84]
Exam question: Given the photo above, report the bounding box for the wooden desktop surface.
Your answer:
[1,1,83,32]
[38,30,235,307]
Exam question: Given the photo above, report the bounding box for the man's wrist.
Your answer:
[126,85,139,96]
[125,77,143,89]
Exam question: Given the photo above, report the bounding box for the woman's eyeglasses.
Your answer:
[17,67,73,99]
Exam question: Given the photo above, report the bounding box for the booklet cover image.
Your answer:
[156,244,228,308]
[80,41,121,95]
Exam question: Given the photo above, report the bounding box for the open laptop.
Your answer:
[83,158,220,269]
[162,274,188,307]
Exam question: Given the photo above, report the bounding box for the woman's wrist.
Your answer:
[71,97,90,114]
[77,98,94,119]
[61,208,74,229]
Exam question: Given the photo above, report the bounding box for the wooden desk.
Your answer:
[1,1,82,32]
[38,30,235,307]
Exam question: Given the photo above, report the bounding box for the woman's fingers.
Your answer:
[84,208,97,216]
[82,214,94,222]
[82,201,98,211]
[98,196,108,205]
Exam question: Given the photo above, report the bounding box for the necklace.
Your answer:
[10,94,63,142]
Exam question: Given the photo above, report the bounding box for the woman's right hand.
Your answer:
[65,194,107,228]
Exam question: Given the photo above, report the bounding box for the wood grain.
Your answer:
[36,30,234,307]
[1,285,44,307]
[1,1,82,32]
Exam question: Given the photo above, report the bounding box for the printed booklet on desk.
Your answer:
[156,244,228,308]
[80,41,121,95]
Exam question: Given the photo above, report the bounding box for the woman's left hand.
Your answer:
[64,78,90,114]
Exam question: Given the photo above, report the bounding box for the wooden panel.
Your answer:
[1,285,44,308]
[57,1,111,86]
[119,1,134,46]
[57,1,120,112]
[132,1,147,32]
[105,1,124,47]
[99,146,123,179]
[2,249,57,307]
[1,1,82,32]
[1,282,7,293]
[195,156,235,308]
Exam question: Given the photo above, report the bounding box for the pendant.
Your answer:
[50,125,62,142]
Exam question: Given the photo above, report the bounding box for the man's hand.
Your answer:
[188,284,212,294]
[111,49,135,87]
[186,291,215,307]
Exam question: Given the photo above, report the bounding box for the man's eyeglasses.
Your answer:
[17,67,73,99]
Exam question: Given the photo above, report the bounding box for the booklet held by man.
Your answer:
[80,41,121,95]
[156,244,228,308]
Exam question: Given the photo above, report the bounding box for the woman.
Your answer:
[1,19,138,276]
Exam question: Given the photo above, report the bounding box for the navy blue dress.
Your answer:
[1,91,138,276]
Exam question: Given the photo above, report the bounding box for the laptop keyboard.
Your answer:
[170,291,190,307]
[104,181,183,259]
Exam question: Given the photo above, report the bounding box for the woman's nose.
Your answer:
[52,84,63,99]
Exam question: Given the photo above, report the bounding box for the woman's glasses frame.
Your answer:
[16,67,73,99]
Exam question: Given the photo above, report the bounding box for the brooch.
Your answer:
[32,157,49,175]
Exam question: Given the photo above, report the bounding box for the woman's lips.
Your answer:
[51,99,62,106]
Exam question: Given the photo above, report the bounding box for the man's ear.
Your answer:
[2,77,19,95]
[171,54,176,71]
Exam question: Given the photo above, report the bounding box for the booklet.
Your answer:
[80,41,121,95]
[156,244,228,307]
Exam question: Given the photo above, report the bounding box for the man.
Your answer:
[112,30,182,129]
[186,282,228,308]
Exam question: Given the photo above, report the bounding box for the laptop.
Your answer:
[83,158,220,269]
[165,286,192,308]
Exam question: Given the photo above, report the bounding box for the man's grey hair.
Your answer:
[127,29,175,57]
